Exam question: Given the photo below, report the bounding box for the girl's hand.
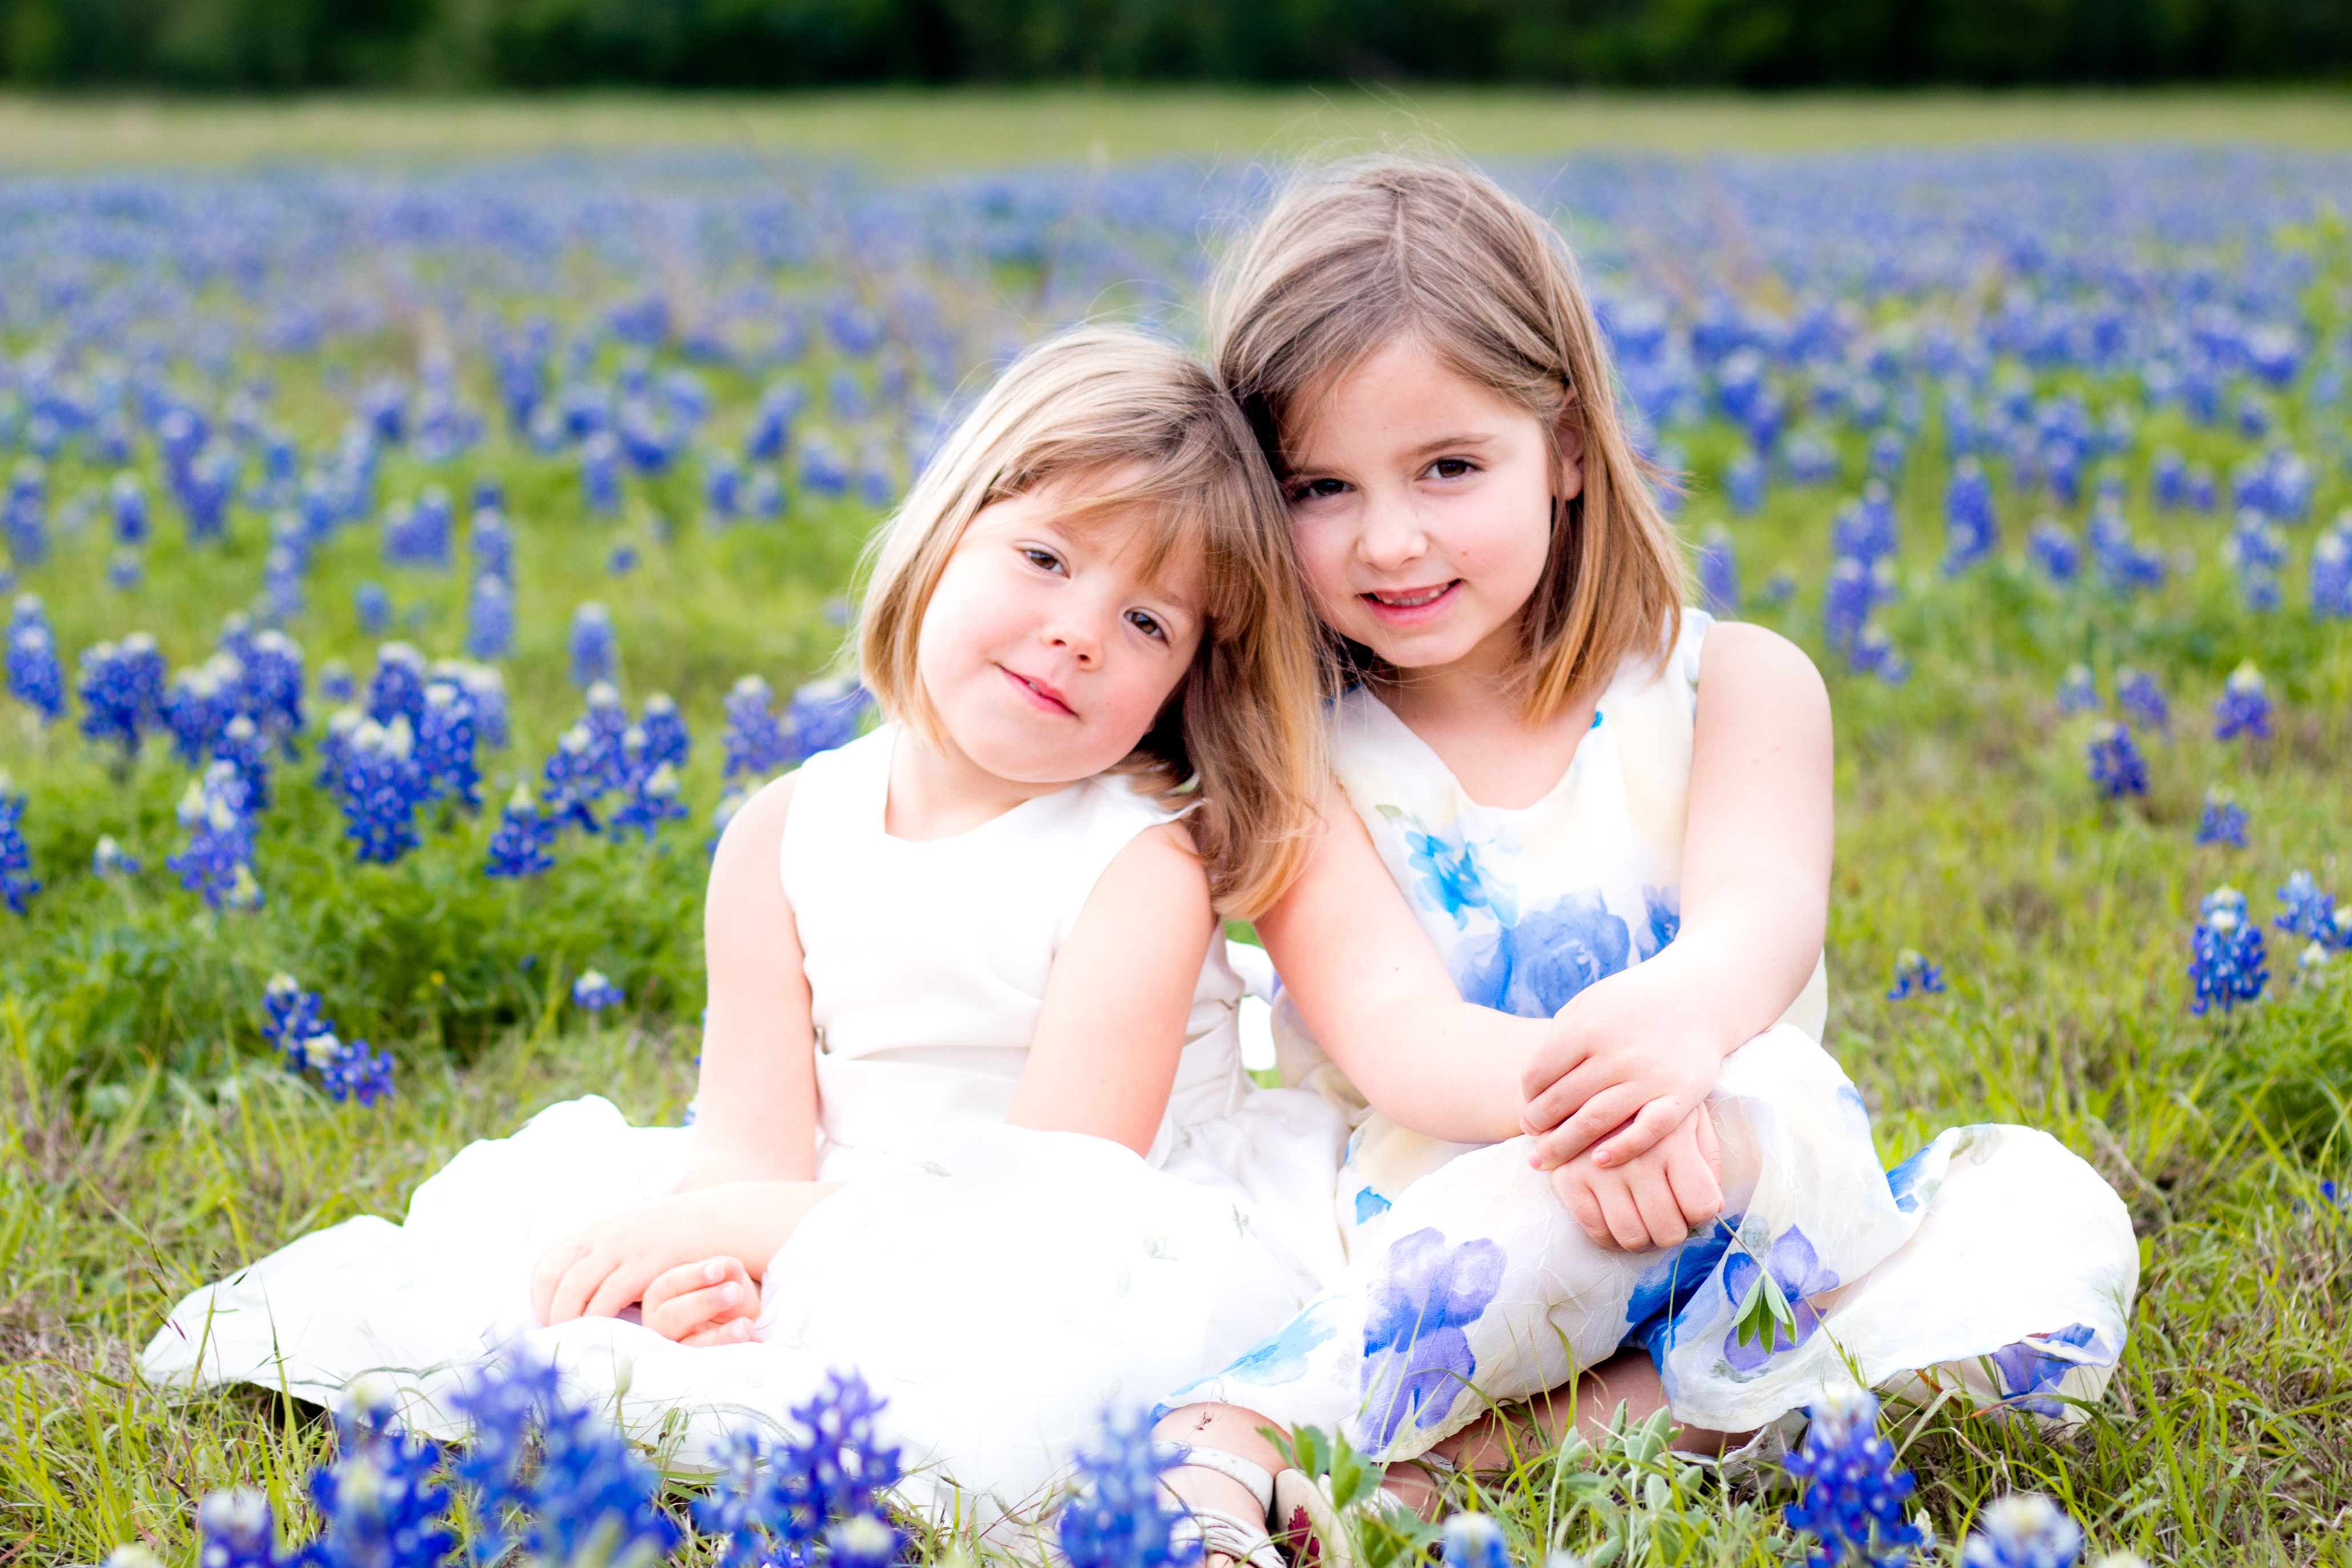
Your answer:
[641,1256,760,1346]
[532,1189,738,1328]
[1547,1101,1723,1253]
[1518,952,1731,1172]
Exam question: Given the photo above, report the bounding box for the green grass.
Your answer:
[1,86,2350,172]
[2,98,2351,1568]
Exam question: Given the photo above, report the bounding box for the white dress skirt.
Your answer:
[142,726,1349,1525]
[1168,612,2141,1457]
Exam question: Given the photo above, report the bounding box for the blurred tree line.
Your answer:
[0,0,2343,89]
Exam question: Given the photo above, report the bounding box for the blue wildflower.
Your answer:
[449,662,508,750]
[78,634,167,762]
[319,660,355,706]
[788,678,870,757]
[367,642,428,729]
[2115,668,2168,732]
[1782,1389,1925,1568]
[1441,1514,1510,1568]
[1056,1406,1192,1568]
[573,969,624,1011]
[108,550,144,592]
[2086,722,2146,801]
[1725,449,1766,514]
[195,1488,283,1568]
[300,1384,455,1568]
[2224,509,2285,611]
[1696,525,1738,613]
[2055,665,2096,713]
[2212,663,2272,743]
[92,835,139,878]
[638,692,690,769]
[110,472,149,544]
[2027,520,2080,584]
[1942,456,1997,573]
[161,657,238,766]
[580,431,622,513]
[723,676,790,779]
[2188,886,2267,1015]
[262,974,334,1074]
[1887,949,1945,1000]
[5,459,47,565]
[0,774,39,915]
[1960,1494,2084,1568]
[2194,788,2247,848]
[467,573,514,660]
[314,1036,396,1105]
[569,602,617,689]
[610,756,685,841]
[415,682,480,807]
[6,621,62,725]
[2313,517,2352,618]
[781,1369,904,1543]
[356,581,391,636]
[485,785,556,879]
[2274,871,2344,948]
[169,762,262,911]
[336,717,425,864]
[217,715,274,813]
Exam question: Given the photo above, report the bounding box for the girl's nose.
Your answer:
[1356,490,1429,572]
[1044,611,1103,668]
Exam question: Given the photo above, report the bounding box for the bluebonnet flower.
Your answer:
[2115,668,2168,732]
[78,634,166,762]
[467,573,514,660]
[262,973,334,1074]
[216,715,274,813]
[789,678,871,757]
[784,1369,904,1544]
[1887,950,1945,1000]
[1696,525,1738,613]
[542,722,610,834]
[2185,461,2217,511]
[747,381,803,462]
[723,676,790,779]
[367,642,428,729]
[1055,1406,1193,1568]
[5,458,47,565]
[485,785,556,879]
[1441,1515,1510,1568]
[6,618,62,723]
[2274,870,2344,948]
[2194,788,2247,848]
[0,774,38,915]
[2224,509,2285,611]
[611,755,685,841]
[2311,515,2352,618]
[444,661,508,751]
[299,1384,455,1568]
[108,549,144,591]
[2085,722,2147,801]
[471,505,514,581]
[110,472,148,544]
[573,969,624,1011]
[161,656,239,766]
[2055,665,2096,713]
[195,1487,282,1568]
[608,542,640,576]
[315,1036,396,1105]
[461,1353,677,1566]
[638,691,690,769]
[2027,520,2080,584]
[1782,1389,1925,1568]
[1942,456,1996,573]
[569,601,617,688]
[415,682,480,807]
[580,431,622,513]
[337,717,425,863]
[801,437,850,497]
[356,581,391,636]
[2189,886,2267,1015]
[319,659,355,705]
[2212,662,2272,743]
[1724,449,1766,514]
[91,835,139,878]
[1960,1494,2083,1568]
[170,762,262,911]
[2152,448,2185,509]
[749,469,786,520]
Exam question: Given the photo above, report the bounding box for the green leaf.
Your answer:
[1731,1264,1797,1352]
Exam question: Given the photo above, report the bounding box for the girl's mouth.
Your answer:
[999,665,1075,717]
[1361,582,1460,621]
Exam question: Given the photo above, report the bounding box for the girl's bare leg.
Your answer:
[1153,1402,1292,1568]
[1381,1350,1751,1513]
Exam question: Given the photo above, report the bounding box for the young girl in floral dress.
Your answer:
[1151,159,2139,1568]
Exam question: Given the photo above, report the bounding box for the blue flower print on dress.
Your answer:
[1453,890,1632,1018]
[1885,1145,1941,1215]
[1380,807,1500,929]
[1356,1227,1505,1452]
[1218,1298,1340,1390]
[1354,1187,1394,1225]
[1989,1322,2102,1417]
[1638,884,1681,961]
[1719,1224,1841,1374]
[1621,1214,1740,1363]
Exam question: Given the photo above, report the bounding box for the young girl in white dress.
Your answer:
[142,327,1354,1523]
[1150,159,2141,1566]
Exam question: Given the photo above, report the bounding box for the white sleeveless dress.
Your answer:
[140,724,1348,1521]
[1171,610,2140,1457]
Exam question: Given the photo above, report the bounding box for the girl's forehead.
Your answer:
[1290,337,1531,453]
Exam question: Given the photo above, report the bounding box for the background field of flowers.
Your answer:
[0,96,2347,1566]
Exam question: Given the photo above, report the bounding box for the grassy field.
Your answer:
[1,95,2349,1568]
[1,87,2349,170]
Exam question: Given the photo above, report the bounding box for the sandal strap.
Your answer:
[1160,1443,1276,1513]
[1167,1502,1286,1568]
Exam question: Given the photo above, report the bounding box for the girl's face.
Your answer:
[916,471,1205,787]
[1282,336,1581,683]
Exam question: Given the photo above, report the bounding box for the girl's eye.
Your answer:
[1288,477,1348,503]
[1426,457,1475,480]
[1125,609,1169,642]
[1020,547,1066,574]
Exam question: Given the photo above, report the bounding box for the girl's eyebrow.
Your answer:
[1405,431,1499,459]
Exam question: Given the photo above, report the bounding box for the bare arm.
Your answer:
[1006,821,1218,1157]
[1255,785,1546,1144]
[1519,620,1834,1168]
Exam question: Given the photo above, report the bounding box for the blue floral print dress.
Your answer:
[1172,609,2140,1457]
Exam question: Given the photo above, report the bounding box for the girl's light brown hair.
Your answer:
[1208,155,1688,721]
[857,324,1327,917]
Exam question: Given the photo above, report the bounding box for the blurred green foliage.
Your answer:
[0,0,2345,91]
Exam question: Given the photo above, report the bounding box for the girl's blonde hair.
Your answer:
[1208,155,1688,721]
[857,325,1327,918]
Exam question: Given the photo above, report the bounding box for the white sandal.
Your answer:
[1160,1444,1286,1568]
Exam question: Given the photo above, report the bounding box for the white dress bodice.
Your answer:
[781,723,1249,1169]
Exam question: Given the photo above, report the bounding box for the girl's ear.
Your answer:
[1553,408,1588,504]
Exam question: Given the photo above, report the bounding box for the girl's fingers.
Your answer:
[1627,1167,1688,1253]
[1529,1086,1638,1169]
[1589,1095,1688,1170]
[1517,1029,1595,1103]
[1594,1179,1649,1253]
[1519,1061,1610,1137]
[680,1317,758,1349]
[584,1261,658,1322]
[545,1254,614,1326]
[529,1239,589,1325]
[1663,1134,1724,1231]
[646,1279,749,1342]
[1550,1167,1610,1247]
